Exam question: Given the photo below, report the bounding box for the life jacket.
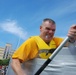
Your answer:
[34,36,56,59]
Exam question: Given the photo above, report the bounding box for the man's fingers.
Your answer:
[71,25,76,29]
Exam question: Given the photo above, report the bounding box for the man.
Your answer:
[11,18,76,75]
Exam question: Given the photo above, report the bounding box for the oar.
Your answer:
[34,36,69,75]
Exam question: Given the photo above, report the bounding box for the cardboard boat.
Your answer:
[6,47,76,75]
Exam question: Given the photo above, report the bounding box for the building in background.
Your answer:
[0,47,5,59]
[3,43,12,59]
[0,43,14,70]
[0,43,14,59]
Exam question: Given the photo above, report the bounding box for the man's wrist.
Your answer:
[69,38,75,43]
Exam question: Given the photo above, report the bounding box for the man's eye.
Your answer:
[46,28,50,30]
[52,29,55,32]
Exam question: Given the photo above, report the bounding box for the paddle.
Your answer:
[34,37,69,75]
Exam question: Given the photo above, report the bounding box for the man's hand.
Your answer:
[67,25,76,42]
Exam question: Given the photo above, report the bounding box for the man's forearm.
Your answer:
[11,59,26,75]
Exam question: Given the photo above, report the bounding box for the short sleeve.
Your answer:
[12,37,38,62]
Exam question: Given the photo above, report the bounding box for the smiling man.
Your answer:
[11,18,76,75]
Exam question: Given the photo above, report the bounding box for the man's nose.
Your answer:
[49,30,53,33]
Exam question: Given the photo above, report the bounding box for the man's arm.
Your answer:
[11,59,26,75]
[64,25,76,47]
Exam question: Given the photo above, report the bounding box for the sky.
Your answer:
[0,0,76,50]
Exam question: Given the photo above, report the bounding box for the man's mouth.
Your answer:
[45,35,51,39]
[45,34,53,39]
[45,35,48,39]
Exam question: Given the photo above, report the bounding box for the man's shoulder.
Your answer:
[28,35,39,39]
[25,36,39,43]
[53,36,63,39]
[53,37,64,41]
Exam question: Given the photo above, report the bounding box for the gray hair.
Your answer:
[43,18,55,24]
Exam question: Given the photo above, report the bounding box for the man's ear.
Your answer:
[40,26,42,31]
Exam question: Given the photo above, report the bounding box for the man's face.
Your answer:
[40,21,56,43]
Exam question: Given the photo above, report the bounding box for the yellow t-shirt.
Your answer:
[12,36,63,62]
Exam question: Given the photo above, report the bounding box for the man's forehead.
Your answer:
[43,21,55,26]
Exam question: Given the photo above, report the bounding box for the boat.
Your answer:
[6,47,76,75]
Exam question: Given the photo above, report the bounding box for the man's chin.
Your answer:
[45,39,51,42]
